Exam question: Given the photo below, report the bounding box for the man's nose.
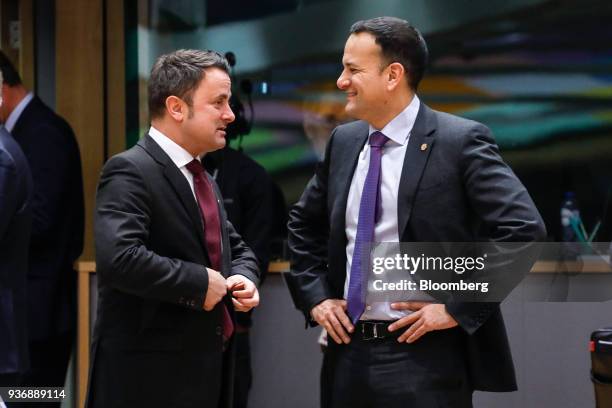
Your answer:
[225,106,236,123]
[337,72,349,90]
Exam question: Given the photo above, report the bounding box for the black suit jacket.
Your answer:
[0,126,32,375]
[287,103,546,391]
[11,96,84,341]
[87,134,259,408]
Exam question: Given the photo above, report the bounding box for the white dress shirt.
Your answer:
[148,126,201,199]
[344,95,425,321]
[148,126,237,265]
[5,92,34,132]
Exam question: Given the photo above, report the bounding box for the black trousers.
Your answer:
[17,332,73,408]
[323,327,472,408]
[0,373,19,387]
[232,331,252,408]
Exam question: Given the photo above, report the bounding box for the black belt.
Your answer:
[355,320,401,341]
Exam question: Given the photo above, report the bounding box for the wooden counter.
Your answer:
[74,258,610,406]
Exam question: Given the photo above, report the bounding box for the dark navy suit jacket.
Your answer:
[11,96,84,341]
[287,103,546,391]
[0,125,32,374]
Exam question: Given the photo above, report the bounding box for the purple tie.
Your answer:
[347,131,389,324]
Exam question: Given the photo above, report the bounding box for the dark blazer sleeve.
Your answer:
[445,123,546,334]
[22,124,77,245]
[95,155,209,308]
[286,129,336,320]
[238,166,274,275]
[226,219,260,286]
[210,175,260,286]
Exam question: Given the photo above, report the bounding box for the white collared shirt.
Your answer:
[5,92,34,132]
[344,95,424,321]
[148,126,201,199]
[148,127,230,261]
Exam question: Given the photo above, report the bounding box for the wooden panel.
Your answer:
[56,0,103,262]
[106,0,126,158]
[18,0,34,89]
[530,260,612,274]
[56,2,104,406]
[77,265,93,408]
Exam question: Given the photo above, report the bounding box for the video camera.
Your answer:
[224,52,253,144]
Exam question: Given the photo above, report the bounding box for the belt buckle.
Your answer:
[361,321,384,341]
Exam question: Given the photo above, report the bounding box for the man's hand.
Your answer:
[226,275,260,312]
[203,268,227,311]
[310,299,354,344]
[387,302,458,343]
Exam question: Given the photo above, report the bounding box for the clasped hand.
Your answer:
[204,268,259,312]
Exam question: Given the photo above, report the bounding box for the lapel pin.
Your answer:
[420,143,428,151]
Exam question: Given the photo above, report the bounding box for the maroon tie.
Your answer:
[186,159,234,341]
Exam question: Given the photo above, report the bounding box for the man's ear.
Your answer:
[386,62,405,91]
[165,95,185,122]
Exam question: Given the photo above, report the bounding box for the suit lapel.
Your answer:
[397,103,437,238]
[139,135,206,248]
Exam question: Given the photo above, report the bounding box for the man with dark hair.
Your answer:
[0,51,83,400]
[287,17,545,407]
[349,17,428,90]
[0,70,32,390]
[147,49,231,119]
[87,49,260,408]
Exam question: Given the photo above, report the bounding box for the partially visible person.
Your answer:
[0,69,33,389]
[302,93,350,160]
[87,49,260,408]
[0,52,83,401]
[203,144,279,408]
[203,145,276,281]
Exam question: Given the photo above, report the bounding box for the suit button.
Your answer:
[215,326,222,335]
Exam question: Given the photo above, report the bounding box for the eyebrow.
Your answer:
[215,92,231,100]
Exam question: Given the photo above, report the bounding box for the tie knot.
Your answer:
[369,131,389,148]
[185,159,205,176]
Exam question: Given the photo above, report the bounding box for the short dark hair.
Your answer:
[350,16,428,91]
[0,51,23,86]
[148,49,230,119]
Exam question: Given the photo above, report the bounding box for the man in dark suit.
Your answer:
[87,49,260,408]
[0,52,84,397]
[287,17,546,408]
[0,70,33,386]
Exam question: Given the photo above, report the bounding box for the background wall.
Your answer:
[249,275,612,408]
